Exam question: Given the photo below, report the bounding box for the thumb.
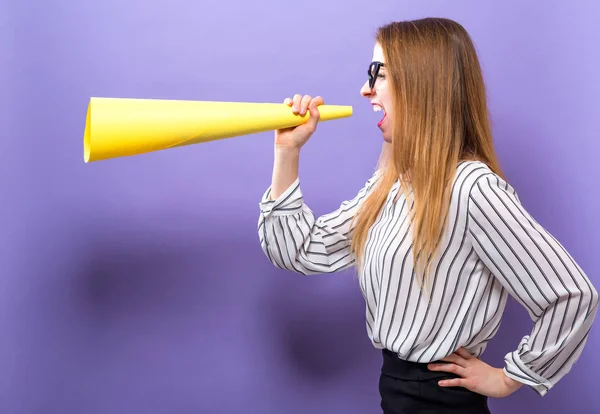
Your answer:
[305,96,323,131]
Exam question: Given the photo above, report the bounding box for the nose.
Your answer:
[360,80,373,97]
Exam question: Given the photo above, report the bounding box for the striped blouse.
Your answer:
[257,160,598,396]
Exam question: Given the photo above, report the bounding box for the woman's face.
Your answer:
[361,42,393,143]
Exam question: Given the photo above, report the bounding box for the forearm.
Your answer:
[270,146,300,200]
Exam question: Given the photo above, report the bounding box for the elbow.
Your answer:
[573,282,599,326]
[582,285,599,340]
[258,240,313,275]
[589,283,599,317]
[582,274,600,313]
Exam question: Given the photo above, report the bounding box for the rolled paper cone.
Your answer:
[83,97,353,162]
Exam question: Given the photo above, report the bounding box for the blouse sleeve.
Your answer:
[466,173,598,396]
[257,170,381,275]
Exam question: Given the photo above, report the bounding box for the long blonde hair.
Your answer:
[351,18,504,288]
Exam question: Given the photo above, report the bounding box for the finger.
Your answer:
[455,347,474,360]
[299,94,312,116]
[283,97,292,106]
[292,94,302,113]
[305,97,322,130]
[427,363,466,377]
[438,378,470,389]
[439,353,467,367]
[312,95,324,106]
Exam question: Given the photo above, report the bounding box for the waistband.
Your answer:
[381,348,459,381]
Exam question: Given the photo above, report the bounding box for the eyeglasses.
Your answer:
[368,61,385,89]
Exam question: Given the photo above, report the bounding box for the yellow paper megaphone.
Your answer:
[83,97,353,162]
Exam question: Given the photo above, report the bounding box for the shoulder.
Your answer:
[454,160,521,212]
[454,160,495,186]
[452,160,518,204]
[363,167,384,191]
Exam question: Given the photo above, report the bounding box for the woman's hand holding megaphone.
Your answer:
[275,94,324,150]
[269,94,324,200]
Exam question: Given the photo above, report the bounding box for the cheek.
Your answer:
[384,101,394,119]
[380,92,393,115]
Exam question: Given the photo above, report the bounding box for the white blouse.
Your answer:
[257,160,598,396]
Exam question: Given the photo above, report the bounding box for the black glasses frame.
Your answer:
[368,61,385,89]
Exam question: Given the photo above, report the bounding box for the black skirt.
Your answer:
[379,349,491,414]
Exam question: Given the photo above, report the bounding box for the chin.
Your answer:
[382,132,392,143]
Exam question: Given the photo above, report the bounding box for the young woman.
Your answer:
[257,17,598,413]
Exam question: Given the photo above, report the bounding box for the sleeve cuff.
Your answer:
[259,178,303,216]
[504,347,553,397]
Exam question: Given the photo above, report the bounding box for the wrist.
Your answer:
[271,146,300,200]
[274,145,301,157]
[501,369,523,394]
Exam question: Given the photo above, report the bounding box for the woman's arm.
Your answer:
[466,173,598,396]
[258,169,381,275]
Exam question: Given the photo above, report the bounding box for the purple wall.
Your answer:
[1,1,598,413]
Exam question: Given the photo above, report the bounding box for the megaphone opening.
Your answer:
[84,103,91,163]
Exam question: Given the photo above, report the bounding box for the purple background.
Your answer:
[1,0,598,413]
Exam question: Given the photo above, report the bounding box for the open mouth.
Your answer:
[373,104,386,127]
